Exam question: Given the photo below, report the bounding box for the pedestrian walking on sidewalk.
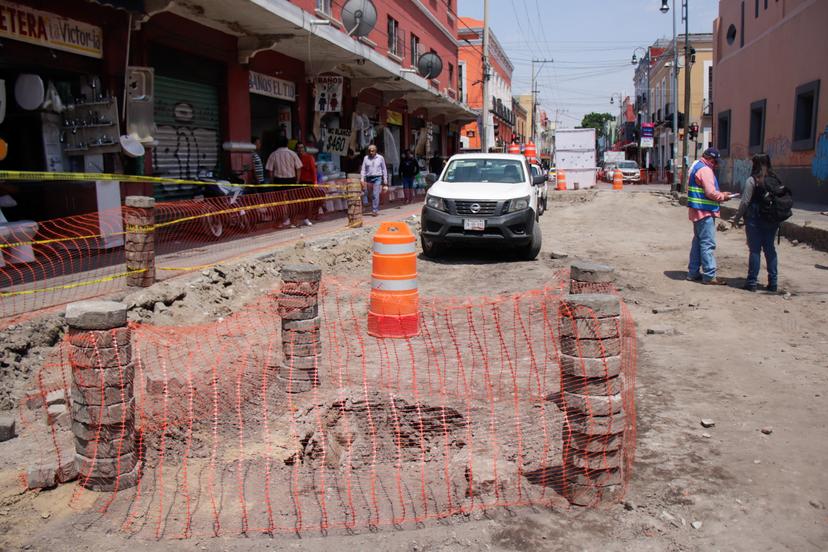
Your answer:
[400,150,419,204]
[686,148,735,285]
[361,145,388,216]
[266,135,303,227]
[731,153,783,292]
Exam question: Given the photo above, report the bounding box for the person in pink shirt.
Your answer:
[686,148,734,285]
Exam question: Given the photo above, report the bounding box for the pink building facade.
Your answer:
[712,0,828,203]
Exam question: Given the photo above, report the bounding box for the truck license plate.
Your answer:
[464,218,485,231]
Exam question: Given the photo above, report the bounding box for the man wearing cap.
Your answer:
[686,147,734,285]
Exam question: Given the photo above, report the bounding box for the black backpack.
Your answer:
[755,174,793,224]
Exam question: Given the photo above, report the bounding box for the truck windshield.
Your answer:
[443,159,526,183]
[618,161,639,169]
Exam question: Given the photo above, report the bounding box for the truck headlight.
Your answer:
[507,196,530,212]
[426,195,447,212]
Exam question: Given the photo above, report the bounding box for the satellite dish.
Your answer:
[417,52,443,80]
[341,0,377,37]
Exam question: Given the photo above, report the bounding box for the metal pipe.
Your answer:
[480,0,490,152]
[681,0,691,193]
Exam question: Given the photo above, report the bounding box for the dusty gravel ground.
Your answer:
[1,190,827,551]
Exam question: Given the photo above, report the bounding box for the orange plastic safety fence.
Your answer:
[17,274,637,539]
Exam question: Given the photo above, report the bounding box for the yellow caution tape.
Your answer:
[0,193,355,249]
[0,269,146,297]
[0,170,356,190]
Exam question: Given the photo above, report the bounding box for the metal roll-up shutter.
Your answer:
[152,75,220,200]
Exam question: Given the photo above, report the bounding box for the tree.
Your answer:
[580,112,615,139]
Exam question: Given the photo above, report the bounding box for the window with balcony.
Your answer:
[410,34,420,66]
[717,109,731,156]
[448,63,454,90]
[315,0,332,16]
[387,17,400,57]
[792,80,820,150]
[748,99,766,153]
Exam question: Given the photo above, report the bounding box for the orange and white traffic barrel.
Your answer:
[556,169,568,191]
[507,143,521,155]
[524,141,537,160]
[367,222,419,338]
[613,169,624,190]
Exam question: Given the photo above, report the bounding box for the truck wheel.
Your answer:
[538,197,545,217]
[521,223,542,261]
[421,235,442,258]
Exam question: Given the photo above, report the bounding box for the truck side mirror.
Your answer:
[533,174,546,185]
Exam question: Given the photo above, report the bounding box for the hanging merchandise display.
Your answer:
[383,127,399,167]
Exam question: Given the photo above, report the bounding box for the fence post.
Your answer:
[346,174,363,228]
[277,264,322,393]
[559,293,625,506]
[125,196,156,288]
[569,260,615,294]
[65,300,140,491]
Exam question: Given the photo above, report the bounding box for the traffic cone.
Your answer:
[524,141,537,161]
[507,143,521,155]
[367,222,419,338]
[612,169,624,190]
[556,169,567,191]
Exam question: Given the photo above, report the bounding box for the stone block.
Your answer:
[567,412,627,436]
[79,460,141,492]
[72,398,135,426]
[559,316,620,339]
[280,281,321,296]
[565,482,624,506]
[125,239,155,253]
[25,394,44,411]
[72,363,135,389]
[69,344,132,369]
[277,293,318,309]
[66,301,127,330]
[76,451,137,479]
[282,354,321,370]
[566,431,625,453]
[278,304,319,320]
[282,340,322,357]
[71,380,134,406]
[75,434,135,458]
[282,316,321,331]
[560,336,621,358]
[562,374,623,396]
[46,389,66,406]
[57,457,79,484]
[0,415,16,442]
[560,294,621,319]
[27,464,56,490]
[281,264,322,283]
[47,404,70,428]
[563,392,624,416]
[282,329,321,345]
[125,250,154,263]
[566,448,624,470]
[125,196,156,209]
[67,327,131,349]
[559,354,622,379]
[72,419,134,442]
[570,261,615,283]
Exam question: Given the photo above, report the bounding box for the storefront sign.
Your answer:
[640,122,655,148]
[322,128,351,156]
[0,1,103,58]
[248,71,295,102]
[386,110,403,126]
[314,76,343,113]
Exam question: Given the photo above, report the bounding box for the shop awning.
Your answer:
[87,0,145,12]
[140,0,476,123]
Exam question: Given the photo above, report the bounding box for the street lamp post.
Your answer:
[661,0,680,193]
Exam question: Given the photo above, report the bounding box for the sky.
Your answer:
[457,0,719,127]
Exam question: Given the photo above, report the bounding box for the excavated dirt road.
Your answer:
[1,190,827,551]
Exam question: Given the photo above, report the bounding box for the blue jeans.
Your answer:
[745,217,778,287]
[364,175,383,213]
[402,175,415,189]
[688,216,718,281]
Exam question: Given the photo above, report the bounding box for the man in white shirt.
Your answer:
[265,135,302,227]
[360,145,388,216]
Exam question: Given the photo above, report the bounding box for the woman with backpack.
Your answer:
[732,153,791,292]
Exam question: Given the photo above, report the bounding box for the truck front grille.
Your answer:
[454,200,499,216]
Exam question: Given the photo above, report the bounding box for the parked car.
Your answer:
[420,153,544,260]
[616,160,641,183]
[600,162,617,182]
[529,160,548,216]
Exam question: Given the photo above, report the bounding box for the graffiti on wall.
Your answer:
[812,125,828,183]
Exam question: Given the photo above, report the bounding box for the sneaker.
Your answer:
[686,274,702,282]
[371,211,379,217]
[702,278,728,286]
[301,218,313,227]
[742,283,757,292]
[766,284,778,292]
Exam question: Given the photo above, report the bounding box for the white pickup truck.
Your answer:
[420,153,544,260]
